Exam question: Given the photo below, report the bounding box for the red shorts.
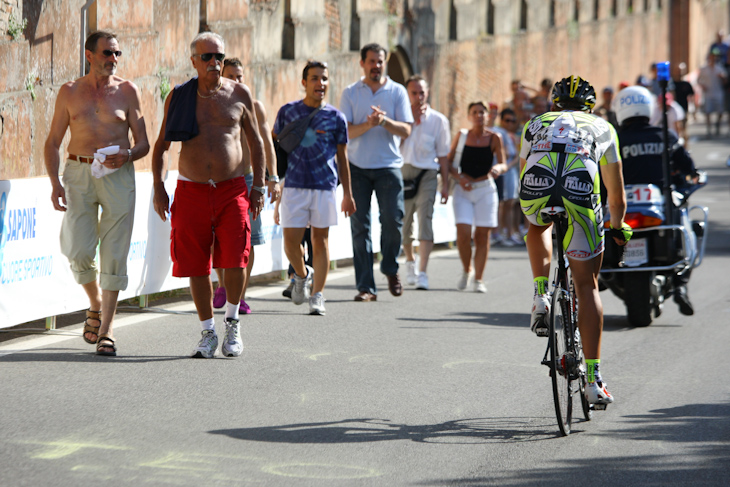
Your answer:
[170,177,250,277]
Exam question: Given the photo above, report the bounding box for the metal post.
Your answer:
[657,61,674,225]
[45,316,56,330]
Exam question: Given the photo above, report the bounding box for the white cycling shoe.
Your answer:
[530,294,550,337]
[585,381,614,405]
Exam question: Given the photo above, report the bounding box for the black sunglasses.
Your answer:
[502,118,517,123]
[195,52,225,62]
[102,50,122,58]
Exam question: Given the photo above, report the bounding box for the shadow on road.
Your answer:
[398,312,528,329]
[415,401,730,486]
[210,417,562,445]
[0,348,189,363]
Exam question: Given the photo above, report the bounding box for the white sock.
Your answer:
[201,318,215,331]
[225,301,240,321]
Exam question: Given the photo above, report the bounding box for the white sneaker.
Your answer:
[457,270,473,291]
[491,232,503,246]
[221,319,243,357]
[531,294,551,337]
[474,280,487,293]
[309,292,326,315]
[191,329,218,358]
[510,234,525,246]
[405,260,417,285]
[501,235,516,247]
[585,381,614,404]
[416,272,429,290]
[292,265,314,305]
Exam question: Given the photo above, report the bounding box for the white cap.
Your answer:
[615,86,654,126]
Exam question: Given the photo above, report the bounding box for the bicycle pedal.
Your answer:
[591,404,608,411]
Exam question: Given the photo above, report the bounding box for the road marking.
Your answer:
[307,353,331,361]
[443,359,490,369]
[24,440,132,459]
[261,462,381,479]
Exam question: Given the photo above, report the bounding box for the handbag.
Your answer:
[442,129,469,196]
[277,105,323,153]
[274,105,324,177]
[403,169,427,200]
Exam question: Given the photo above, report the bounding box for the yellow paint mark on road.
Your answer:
[25,440,131,459]
[262,462,381,479]
[348,354,382,363]
[139,452,219,472]
[443,359,490,369]
[307,353,331,361]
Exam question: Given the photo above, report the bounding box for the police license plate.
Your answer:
[623,238,648,267]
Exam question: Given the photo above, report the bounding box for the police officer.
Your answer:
[615,85,699,315]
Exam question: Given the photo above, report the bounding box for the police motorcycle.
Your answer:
[599,67,709,327]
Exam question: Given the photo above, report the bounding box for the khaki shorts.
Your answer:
[60,159,135,291]
[401,164,438,243]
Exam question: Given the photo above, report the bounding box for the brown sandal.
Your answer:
[83,309,101,344]
[96,333,117,356]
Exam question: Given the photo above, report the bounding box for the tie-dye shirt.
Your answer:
[273,101,348,191]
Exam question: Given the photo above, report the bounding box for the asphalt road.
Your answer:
[1,127,729,486]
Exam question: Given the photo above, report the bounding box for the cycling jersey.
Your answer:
[519,111,621,260]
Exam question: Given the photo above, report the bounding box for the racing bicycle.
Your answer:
[538,206,594,436]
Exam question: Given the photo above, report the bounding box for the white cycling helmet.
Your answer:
[615,85,655,126]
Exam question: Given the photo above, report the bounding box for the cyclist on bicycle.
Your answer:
[519,75,632,405]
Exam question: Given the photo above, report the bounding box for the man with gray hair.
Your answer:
[44,30,149,356]
[152,31,265,358]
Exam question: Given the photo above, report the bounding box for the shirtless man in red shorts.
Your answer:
[152,32,265,358]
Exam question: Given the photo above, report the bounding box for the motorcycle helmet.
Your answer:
[551,75,596,111]
[615,85,654,126]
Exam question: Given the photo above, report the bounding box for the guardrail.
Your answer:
[0,172,458,329]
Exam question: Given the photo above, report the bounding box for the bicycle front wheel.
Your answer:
[549,288,573,436]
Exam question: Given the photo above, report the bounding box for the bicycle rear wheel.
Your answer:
[549,288,573,436]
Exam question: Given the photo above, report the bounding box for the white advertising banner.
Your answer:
[0,173,456,329]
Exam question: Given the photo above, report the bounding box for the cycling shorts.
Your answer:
[519,111,620,261]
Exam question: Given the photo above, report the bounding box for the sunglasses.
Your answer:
[502,118,517,123]
[195,53,225,62]
[102,50,122,58]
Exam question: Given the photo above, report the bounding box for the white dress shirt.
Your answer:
[400,106,451,170]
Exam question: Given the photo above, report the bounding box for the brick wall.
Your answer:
[0,0,727,180]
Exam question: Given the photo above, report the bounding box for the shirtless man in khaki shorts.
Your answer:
[44,31,149,356]
[152,32,265,359]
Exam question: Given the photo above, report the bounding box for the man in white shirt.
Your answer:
[400,75,451,290]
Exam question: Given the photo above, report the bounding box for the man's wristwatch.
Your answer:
[267,175,280,183]
[127,149,132,163]
[252,185,266,194]
[379,117,386,127]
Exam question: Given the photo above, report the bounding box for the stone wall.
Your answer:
[0,0,727,180]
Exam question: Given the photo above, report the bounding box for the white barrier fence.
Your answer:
[0,172,457,329]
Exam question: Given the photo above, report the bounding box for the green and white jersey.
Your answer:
[519,111,621,260]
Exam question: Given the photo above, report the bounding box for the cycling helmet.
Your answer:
[615,85,654,126]
[551,75,596,111]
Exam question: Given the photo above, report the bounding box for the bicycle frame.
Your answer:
[538,206,592,436]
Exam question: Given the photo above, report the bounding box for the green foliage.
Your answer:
[158,69,171,101]
[7,13,27,40]
[25,72,38,101]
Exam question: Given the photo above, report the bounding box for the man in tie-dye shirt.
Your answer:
[273,60,356,315]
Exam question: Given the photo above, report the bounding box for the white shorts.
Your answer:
[453,179,499,228]
[280,187,338,228]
